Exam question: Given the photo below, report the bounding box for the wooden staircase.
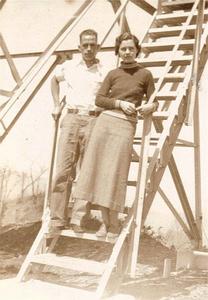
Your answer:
[15,0,208,299]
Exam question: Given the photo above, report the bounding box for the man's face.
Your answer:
[79,34,98,63]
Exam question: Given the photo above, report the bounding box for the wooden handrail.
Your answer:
[185,0,205,125]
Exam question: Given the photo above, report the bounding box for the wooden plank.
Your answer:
[58,229,115,244]
[142,40,194,53]
[130,0,156,15]
[31,253,106,275]
[155,73,185,83]
[162,0,208,9]
[143,91,177,101]
[155,91,177,101]
[138,55,192,67]
[149,24,206,38]
[0,46,115,59]
[156,9,208,24]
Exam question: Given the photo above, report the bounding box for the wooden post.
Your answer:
[193,91,202,247]
[163,258,171,278]
[129,115,152,278]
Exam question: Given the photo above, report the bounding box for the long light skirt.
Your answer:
[73,112,136,212]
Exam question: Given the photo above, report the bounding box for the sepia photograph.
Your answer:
[0,0,208,299]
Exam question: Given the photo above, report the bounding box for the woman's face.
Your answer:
[119,39,137,63]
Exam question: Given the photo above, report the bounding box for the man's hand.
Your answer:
[52,105,62,121]
[137,103,157,117]
[120,101,136,115]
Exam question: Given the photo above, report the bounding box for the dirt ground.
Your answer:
[0,222,208,300]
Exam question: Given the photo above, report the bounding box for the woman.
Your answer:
[73,32,158,239]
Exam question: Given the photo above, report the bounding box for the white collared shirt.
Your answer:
[55,58,108,111]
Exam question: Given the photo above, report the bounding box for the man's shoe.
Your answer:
[71,224,85,233]
[96,223,108,237]
[46,225,65,235]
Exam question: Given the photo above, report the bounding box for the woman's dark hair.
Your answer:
[115,32,141,56]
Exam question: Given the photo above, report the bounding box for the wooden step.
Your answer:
[148,24,205,38]
[58,229,115,244]
[137,111,169,121]
[142,39,194,53]
[30,253,106,275]
[155,73,185,83]
[138,55,192,67]
[143,91,177,102]
[156,10,208,25]
[162,0,208,10]
[156,91,177,101]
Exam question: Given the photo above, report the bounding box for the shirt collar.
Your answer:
[76,58,101,70]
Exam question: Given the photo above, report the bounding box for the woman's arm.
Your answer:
[95,72,118,109]
[137,71,158,116]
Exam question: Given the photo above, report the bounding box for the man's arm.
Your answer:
[51,74,64,120]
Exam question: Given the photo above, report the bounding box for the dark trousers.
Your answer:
[50,113,96,226]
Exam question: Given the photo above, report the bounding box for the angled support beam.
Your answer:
[0,57,59,142]
[0,89,13,97]
[0,33,22,86]
[158,187,193,241]
[168,156,201,245]
[0,0,6,10]
[108,0,131,33]
[130,0,156,15]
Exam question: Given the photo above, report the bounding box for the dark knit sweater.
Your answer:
[95,63,155,110]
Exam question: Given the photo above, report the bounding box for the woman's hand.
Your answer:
[137,103,157,116]
[119,101,136,115]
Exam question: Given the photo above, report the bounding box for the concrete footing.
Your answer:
[176,249,208,270]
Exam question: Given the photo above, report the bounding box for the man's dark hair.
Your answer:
[79,29,98,43]
[115,32,141,56]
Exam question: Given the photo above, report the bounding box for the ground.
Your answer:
[0,222,208,300]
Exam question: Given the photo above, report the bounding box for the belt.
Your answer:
[67,108,101,116]
[102,110,137,123]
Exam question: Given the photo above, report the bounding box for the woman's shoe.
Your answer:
[106,232,119,240]
[96,223,108,237]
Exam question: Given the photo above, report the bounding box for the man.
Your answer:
[49,29,107,233]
